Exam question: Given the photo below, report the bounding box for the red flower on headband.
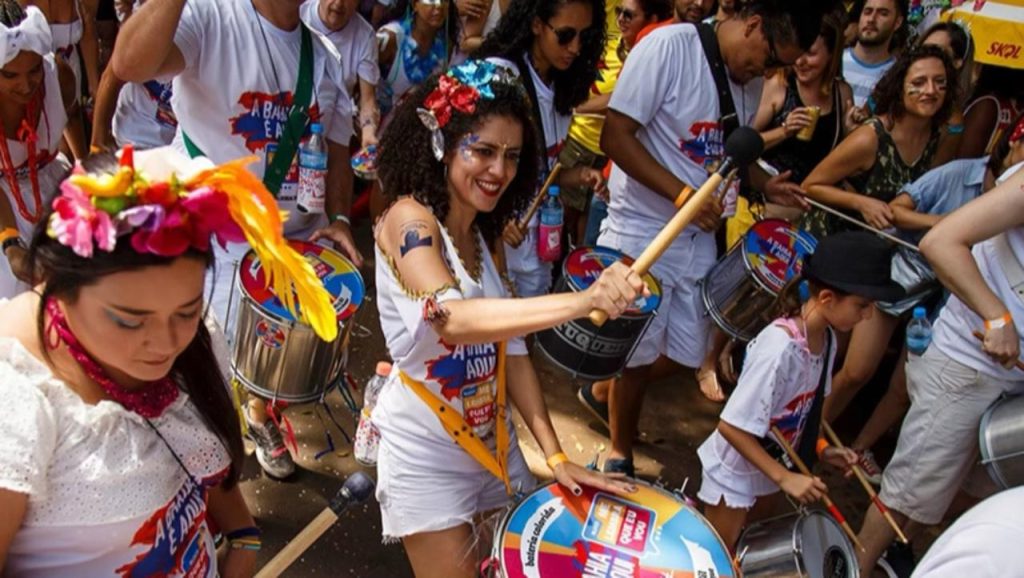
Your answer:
[1011,116,1024,145]
[423,75,480,128]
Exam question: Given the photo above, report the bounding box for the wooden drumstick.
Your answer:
[769,426,866,553]
[255,473,374,578]
[972,331,1024,370]
[588,170,727,326]
[799,196,920,253]
[822,422,909,545]
[516,163,563,233]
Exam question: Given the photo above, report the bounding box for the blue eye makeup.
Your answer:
[105,309,143,330]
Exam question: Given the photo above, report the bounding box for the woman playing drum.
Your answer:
[373,59,641,578]
[0,148,339,576]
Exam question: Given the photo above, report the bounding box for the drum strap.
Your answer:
[696,23,739,144]
[398,343,512,494]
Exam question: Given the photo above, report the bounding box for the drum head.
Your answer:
[239,240,365,323]
[496,482,736,577]
[743,219,817,293]
[795,511,857,578]
[562,246,662,316]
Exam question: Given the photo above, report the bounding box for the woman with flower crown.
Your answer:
[372,59,644,578]
[0,0,86,300]
[0,147,339,577]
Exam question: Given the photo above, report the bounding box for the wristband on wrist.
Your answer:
[816,437,829,459]
[225,526,262,551]
[985,312,1012,331]
[0,227,18,245]
[946,123,965,135]
[330,214,351,226]
[546,452,570,470]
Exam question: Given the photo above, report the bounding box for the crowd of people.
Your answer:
[1,0,1024,576]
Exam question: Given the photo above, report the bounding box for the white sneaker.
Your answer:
[245,411,296,479]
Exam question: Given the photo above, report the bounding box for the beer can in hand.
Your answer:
[796,106,821,142]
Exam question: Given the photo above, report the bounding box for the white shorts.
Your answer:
[596,227,716,368]
[376,441,537,541]
[697,469,757,510]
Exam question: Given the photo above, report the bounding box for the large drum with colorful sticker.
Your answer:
[536,246,662,381]
[702,219,817,341]
[488,481,737,578]
[232,240,364,403]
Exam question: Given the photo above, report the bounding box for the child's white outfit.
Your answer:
[697,318,836,509]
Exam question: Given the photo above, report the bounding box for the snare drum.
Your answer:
[490,481,736,577]
[979,394,1024,489]
[232,240,365,403]
[702,219,817,341]
[535,246,662,381]
[737,510,858,578]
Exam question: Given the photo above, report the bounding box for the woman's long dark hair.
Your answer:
[384,0,461,59]
[870,44,958,131]
[26,157,244,488]
[916,21,974,108]
[473,0,607,115]
[377,70,541,246]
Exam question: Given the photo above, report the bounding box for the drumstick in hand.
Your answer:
[822,422,909,544]
[516,163,562,233]
[769,426,865,553]
[972,331,1024,370]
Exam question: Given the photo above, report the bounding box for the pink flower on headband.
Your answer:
[48,180,116,258]
[127,189,244,257]
[423,74,480,128]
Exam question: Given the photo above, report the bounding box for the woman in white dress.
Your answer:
[0,0,85,299]
[373,59,643,578]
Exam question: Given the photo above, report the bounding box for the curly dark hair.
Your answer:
[870,44,958,130]
[377,70,541,246]
[472,0,607,115]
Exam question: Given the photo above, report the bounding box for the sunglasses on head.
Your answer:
[614,6,636,23]
[544,22,595,46]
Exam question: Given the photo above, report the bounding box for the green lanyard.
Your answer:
[183,24,315,198]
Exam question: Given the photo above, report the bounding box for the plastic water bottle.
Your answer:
[906,306,932,356]
[537,186,563,262]
[354,361,391,467]
[297,122,327,213]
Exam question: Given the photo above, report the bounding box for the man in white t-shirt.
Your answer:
[590,2,822,478]
[853,164,1024,574]
[112,0,361,480]
[842,0,904,108]
[302,0,381,146]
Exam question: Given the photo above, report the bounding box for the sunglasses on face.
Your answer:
[762,27,786,70]
[544,22,596,46]
[419,0,448,6]
[614,6,637,23]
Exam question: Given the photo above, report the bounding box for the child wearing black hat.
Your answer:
[697,231,906,549]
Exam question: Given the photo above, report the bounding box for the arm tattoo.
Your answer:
[399,220,433,257]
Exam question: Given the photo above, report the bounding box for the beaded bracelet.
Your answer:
[226,526,262,551]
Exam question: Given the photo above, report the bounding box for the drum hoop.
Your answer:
[742,219,812,295]
[562,246,664,318]
[536,309,658,380]
[978,394,1015,489]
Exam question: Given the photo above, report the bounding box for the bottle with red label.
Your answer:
[297,122,327,214]
[537,185,563,262]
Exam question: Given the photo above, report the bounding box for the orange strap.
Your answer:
[399,343,511,494]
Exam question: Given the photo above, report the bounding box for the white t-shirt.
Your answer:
[170,0,354,232]
[911,487,1024,577]
[114,80,177,150]
[604,23,762,243]
[842,47,894,108]
[0,337,231,578]
[698,321,836,497]
[487,56,571,285]
[373,221,527,474]
[931,226,1024,381]
[301,2,380,95]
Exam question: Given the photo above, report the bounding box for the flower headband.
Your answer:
[1010,114,1024,145]
[0,6,52,67]
[417,59,520,161]
[47,146,339,342]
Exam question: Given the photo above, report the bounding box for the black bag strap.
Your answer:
[695,22,739,142]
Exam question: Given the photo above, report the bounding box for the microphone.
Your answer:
[255,472,377,578]
[590,127,765,326]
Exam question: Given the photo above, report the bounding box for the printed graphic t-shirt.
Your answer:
[604,23,762,239]
[171,0,354,232]
[0,338,231,578]
[697,322,836,497]
[301,2,380,95]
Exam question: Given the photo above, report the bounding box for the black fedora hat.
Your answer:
[804,231,906,302]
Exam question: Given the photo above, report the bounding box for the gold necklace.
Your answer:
[441,222,483,283]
